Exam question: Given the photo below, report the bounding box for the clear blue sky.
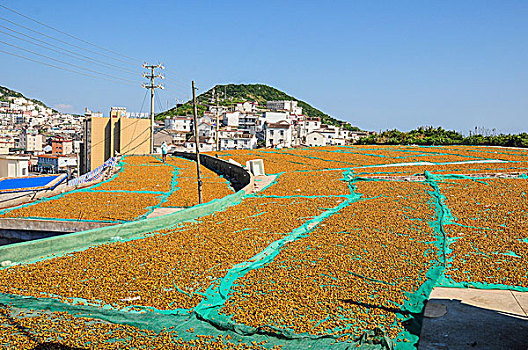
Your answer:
[1,0,527,134]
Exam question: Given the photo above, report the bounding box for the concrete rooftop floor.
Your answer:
[419,287,528,350]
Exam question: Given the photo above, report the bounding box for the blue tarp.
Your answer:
[0,175,62,191]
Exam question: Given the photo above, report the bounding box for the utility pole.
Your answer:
[215,90,220,151]
[192,81,203,204]
[211,88,220,152]
[142,63,164,154]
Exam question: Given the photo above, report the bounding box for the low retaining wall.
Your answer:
[172,151,252,192]
[0,155,254,266]
[0,218,116,234]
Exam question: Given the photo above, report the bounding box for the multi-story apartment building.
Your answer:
[20,130,43,153]
[265,120,293,148]
[52,136,73,155]
[81,107,151,173]
[164,116,193,132]
[238,114,259,135]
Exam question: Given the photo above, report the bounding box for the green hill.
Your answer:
[157,84,359,130]
[0,85,53,110]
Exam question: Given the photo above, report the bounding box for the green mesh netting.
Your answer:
[1,150,527,349]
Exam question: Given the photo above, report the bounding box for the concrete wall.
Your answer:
[87,117,109,172]
[119,118,151,155]
[0,154,253,250]
[0,156,30,178]
[0,181,252,264]
[172,151,252,192]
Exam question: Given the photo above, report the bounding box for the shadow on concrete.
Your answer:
[419,298,528,350]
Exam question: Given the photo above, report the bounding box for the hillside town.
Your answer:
[0,93,85,177]
[0,87,371,178]
[160,99,371,152]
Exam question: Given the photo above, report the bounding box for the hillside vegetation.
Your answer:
[157,83,359,130]
[0,85,51,110]
[358,126,528,147]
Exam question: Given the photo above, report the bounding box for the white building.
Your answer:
[261,112,289,125]
[165,116,193,132]
[0,155,30,177]
[297,117,321,141]
[220,133,257,150]
[184,136,215,152]
[197,121,216,138]
[238,114,259,135]
[267,100,303,115]
[306,125,347,146]
[236,101,259,114]
[265,120,293,148]
[350,131,370,142]
[73,140,82,154]
[200,112,218,126]
[58,155,78,171]
[223,111,240,127]
[12,97,27,106]
[306,131,327,147]
[20,131,43,152]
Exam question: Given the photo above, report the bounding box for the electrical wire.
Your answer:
[0,48,138,86]
[154,90,165,114]
[121,126,151,155]
[0,40,141,84]
[0,4,193,114]
[0,7,192,94]
[0,3,140,63]
[139,89,148,115]
[0,27,139,76]
[0,16,137,66]
[83,89,152,153]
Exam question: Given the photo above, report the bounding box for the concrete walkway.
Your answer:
[252,175,276,194]
[419,287,528,350]
[146,207,184,219]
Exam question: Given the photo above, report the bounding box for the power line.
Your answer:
[0,40,141,84]
[139,89,148,114]
[0,48,137,86]
[121,126,151,155]
[0,26,139,76]
[0,16,136,66]
[155,89,165,114]
[0,3,140,63]
[0,7,193,95]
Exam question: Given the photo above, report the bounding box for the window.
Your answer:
[280,130,284,136]
[269,130,274,136]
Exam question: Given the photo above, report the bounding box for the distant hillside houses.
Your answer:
[163,100,368,151]
[0,92,84,159]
